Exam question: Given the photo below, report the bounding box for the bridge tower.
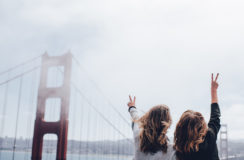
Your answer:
[220,124,228,160]
[31,53,72,160]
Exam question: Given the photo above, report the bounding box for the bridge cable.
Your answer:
[0,73,9,160]
[71,55,130,127]
[57,64,133,157]
[56,68,132,143]
[24,70,37,160]
[71,83,133,144]
[0,66,40,87]
[70,86,77,160]
[12,76,23,160]
[0,55,41,77]
[85,98,91,160]
[78,93,84,160]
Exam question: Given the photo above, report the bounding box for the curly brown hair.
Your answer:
[137,104,172,154]
[173,110,208,158]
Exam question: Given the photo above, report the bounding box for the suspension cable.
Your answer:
[56,68,132,143]
[24,70,37,160]
[0,54,41,77]
[0,66,40,86]
[72,83,133,144]
[12,76,23,160]
[71,87,77,160]
[0,73,9,159]
[78,94,84,160]
[71,55,130,127]
[85,100,90,160]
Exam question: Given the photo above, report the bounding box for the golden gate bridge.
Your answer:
[0,53,242,160]
[0,53,133,160]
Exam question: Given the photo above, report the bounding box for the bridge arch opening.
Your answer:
[44,98,61,122]
[42,134,58,160]
[47,66,64,88]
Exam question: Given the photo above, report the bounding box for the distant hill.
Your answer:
[0,137,134,155]
[227,140,244,156]
[1,137,244,156]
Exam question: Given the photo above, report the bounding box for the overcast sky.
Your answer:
[0,0,244,141]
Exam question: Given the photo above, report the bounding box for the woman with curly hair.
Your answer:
[127,96,175,160]
[173,73,221,160]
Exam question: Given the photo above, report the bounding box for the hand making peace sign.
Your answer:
[128,95,136,107]
[211,73,219,91]
[211,73,219,103]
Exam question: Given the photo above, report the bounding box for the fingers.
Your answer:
[129,95,136,103]
[215,73,219,81]
[211,73,219,82]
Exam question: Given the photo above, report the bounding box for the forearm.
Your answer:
[211,90,218,103]
[209,73,220,137]
[208,103,221,136]
[129,107,139,121]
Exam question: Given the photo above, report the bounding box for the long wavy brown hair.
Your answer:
[137,104,172,154]
[173,110,208,158]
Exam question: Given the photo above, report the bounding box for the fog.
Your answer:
[0,0,244,140]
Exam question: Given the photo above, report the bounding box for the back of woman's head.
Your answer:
[138,104,172,154]
[173,110,208,155]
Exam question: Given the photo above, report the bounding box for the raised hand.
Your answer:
[211,73,219,103]
[211,73,219,90]
[127,95,136,107]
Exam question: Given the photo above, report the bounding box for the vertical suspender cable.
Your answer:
[71,56,130,127]
[71,88,77,160]
[71,83,133,143]
[94,100,100,159]
[0,74,9,160]
[93,97,97,157]
[85,102,91,160]
[78,95,84,160]
[120,122,123,158]
[12,76,23,160]
[117,118,120,160]
[0,66,40,160]
[24,70,37,160]
[101,109,105,160]
[111,101,115,159]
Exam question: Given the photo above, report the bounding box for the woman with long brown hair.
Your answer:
[127,96,175,160]
[173,73,221,160]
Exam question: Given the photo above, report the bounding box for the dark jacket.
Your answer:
[176,103,221,160]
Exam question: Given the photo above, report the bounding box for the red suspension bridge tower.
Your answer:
[31,53,72,160]
[220,124,228,160]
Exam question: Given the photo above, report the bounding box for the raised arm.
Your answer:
[208,73,221,137]
[127,95,139,121]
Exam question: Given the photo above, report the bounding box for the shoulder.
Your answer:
[206,128,217,141]
[163,144,176,159]
[199,128,216,149]
[167,143,175,152]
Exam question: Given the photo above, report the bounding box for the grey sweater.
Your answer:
[129,107,176,160]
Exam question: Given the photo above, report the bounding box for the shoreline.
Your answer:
[0,150,133,158]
